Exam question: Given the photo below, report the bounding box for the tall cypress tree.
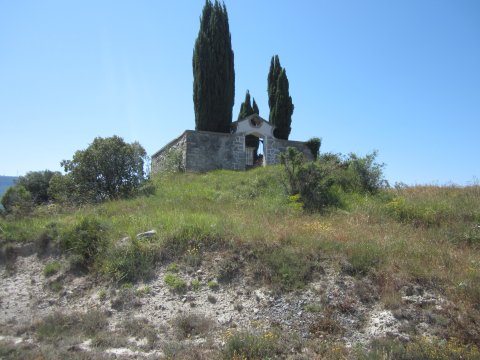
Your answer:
[237,90,261,160]
[193,0,235,133]
[252,98,259,115]
[267,55,294,140]
[237,90,254,120]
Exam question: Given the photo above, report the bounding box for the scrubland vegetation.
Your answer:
[1,148,479,359]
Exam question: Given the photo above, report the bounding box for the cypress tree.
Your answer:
[193,0,235,133]
[237,90,254,120]
[267,55,294,140]
[267,55,281,116]
[237,90,260,160]
[252,98,259,115]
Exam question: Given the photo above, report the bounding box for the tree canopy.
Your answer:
[193,0,235,133]
[16,170,60,204]
[61,136,148,202]
[237,90,261,157]
[267,55,294,140]
[237,90,259,120]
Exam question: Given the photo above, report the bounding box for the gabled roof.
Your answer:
[232,114,275,138]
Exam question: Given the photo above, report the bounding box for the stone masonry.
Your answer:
[151,116,314,173]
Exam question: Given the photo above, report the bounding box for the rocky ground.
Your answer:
[0,246,456,359]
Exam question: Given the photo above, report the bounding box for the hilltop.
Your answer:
[0,166,479,359]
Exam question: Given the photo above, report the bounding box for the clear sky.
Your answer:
[1,0,479,185]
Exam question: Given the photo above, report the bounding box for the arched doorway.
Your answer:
[245,133,265,168]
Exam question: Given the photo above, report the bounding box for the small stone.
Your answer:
[136,230,157,239]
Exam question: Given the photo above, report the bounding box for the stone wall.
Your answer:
[151,132,188,173]
[266,138,314,164]
[151,130,314,174]
[184,130,238,172]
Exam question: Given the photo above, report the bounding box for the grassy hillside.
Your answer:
[0,176,17,198]
[1,166,479,358]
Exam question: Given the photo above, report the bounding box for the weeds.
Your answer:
[164,273,187,293]
[60,216,108,268]
[35,310,108,342]
[173,313,212,339]
[222,330,278,359]
[254,246,314,291]
[191,279,201,291]
[43,261,61,277]
[207,280,219,290]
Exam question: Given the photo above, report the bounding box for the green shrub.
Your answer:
[191,279,201,291]
[102,240,157,282]
[1,185,32,215]
[135,286,151,297]
[280,147,340,211]
[255,246,313,291]
[207,280,219,290]
[173,313,212,339]
[461,224,480,247]
[61,135,148,202]
[342,151,388,194]
[60,216,108,268]
[48,173,77,204]
[346,241,382,275]
[16,170,60,205]
[222,331,278,360]
[305,137,321,161]
[48,280,63,292]
[43,261,61,277]
[164,273,187,293]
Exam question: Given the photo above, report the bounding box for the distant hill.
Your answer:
[0,176,17,198]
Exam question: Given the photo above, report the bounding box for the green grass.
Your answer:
[43,261,62,277]
[164,273,187,293]
[1,166,480,346]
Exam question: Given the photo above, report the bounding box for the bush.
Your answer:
[43,261,62,277]
[280,147,340,211]
[255,246,313,291]
[173,313,212,339]
[102,240,157,282]
[222,331,278,360]
[16,170,60,205]
[1,185,32,214]
[48,173,77,204]
[305,137,321,161]
[60,217,108,268]
[342,151,388,194]
[164,273,187,293]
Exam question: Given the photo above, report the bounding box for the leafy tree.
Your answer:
[16,170,60,204]
[1,185,32,214]
[61,136,148,202]
[193,0,235,133]
[48,173,77,204]
[267,55,294,139]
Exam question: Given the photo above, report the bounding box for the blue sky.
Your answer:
[1,0,479,185]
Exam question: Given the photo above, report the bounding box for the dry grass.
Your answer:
[1,167,479,347]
